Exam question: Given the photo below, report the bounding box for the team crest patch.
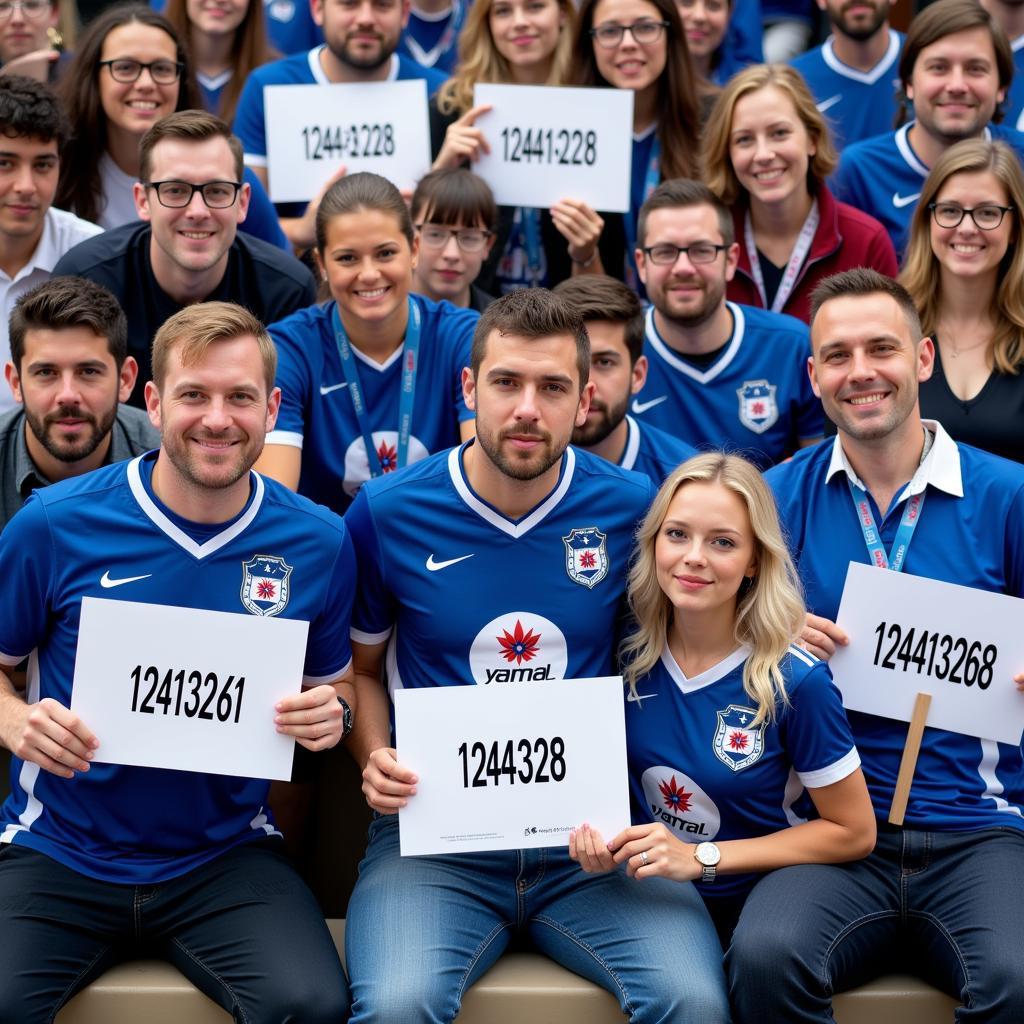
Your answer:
[737,379,779,434]
[713,705,765,772]
[240,555,292,617]
[562,527,608,589]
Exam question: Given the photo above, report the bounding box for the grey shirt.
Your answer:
[0,405,159,533]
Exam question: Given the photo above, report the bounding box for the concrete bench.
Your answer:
[56,919,960,1024]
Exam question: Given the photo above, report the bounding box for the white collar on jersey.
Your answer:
[658,642,752,694]
[821,30,900,85]
[896,122,994,179]
[618,415,642,471]
[126,455,266,559]
[644,301,744,385]
[825,419,964,500]
[308,46,400,85]
[447,441,575,539]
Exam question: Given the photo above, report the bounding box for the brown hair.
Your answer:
[139,110,243,184]
[315,171,414,252]
[637,178,734,249]
[553,275,644,363]
[411,168,497,232]
[810,267,924,342]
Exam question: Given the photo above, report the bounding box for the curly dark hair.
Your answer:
[0,75,68,147]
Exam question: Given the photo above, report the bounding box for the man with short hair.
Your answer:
[554,274,697,483]
[728,268,1024,1021]
[0,75,102,415]
[631,179,822,470]
[0,300,356,1023]
[0,276,157,532]
[833,0,1024,254]
[343,288,730,1023]
[52,111,316,406]
[790,0,902,152]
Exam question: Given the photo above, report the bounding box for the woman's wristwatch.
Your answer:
[694,842,721,883]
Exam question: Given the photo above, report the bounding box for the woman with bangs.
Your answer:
[901,139,1024,463]
[570,453,875,945]
[702,64,896,324]
[430,0,609,291]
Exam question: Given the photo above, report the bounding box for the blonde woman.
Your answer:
[901,139,1024,463]
[570,453,875,942]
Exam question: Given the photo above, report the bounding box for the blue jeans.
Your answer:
[726,826,1024,1023]
[345,815,729,1023]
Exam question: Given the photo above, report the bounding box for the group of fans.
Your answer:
[0,0,1020,1020]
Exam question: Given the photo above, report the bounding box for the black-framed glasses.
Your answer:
[0,0,51,21]
[927,202,1015,231]
[144,180,242,209]
[590,19,669,47]
[643,242,727,265]
[415,224,493,253]
[98,58,183,84]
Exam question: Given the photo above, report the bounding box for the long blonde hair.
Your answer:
[900,139,1024,376]
[436,0,577,116]
[621,453,806,725]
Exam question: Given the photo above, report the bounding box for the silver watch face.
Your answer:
[695,842,721,866]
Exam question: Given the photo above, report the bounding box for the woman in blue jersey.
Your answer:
[255,172,477,515]
[570,453,876,943]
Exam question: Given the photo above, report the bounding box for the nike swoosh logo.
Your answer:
[817,94,843,113]
[631,396,668,414]
[425,553,474,572]
[319,382,348,395]
[626,691,656,703]
[100,572,153,589]
[892,192,920,209]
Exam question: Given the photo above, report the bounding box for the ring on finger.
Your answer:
[640,850,649,866]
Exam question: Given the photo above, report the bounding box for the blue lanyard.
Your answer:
[846,482,925,572]
[521,207,543,285]
[331,298,422,477]
[624,137,661,286]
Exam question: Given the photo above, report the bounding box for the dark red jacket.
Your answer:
[726,184,898,324]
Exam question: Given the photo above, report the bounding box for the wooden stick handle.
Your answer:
[888,692,932,826]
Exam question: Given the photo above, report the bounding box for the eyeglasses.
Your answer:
[928,202,1014,231]
[0,0,51,21]
[642,242,727,265]
[98,58,183,84]
[144,180,242,209]
[415,224,493,253]
[590,19,669,48]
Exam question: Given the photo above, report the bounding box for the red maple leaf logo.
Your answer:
[497,620,542,665]
[256,578,277,600]
[751,401,765,415]
[579,550,596,569]
[728,730,749,751]
[658,775,692,812]
[376,440,399,472]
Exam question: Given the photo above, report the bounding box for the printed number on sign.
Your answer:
[458,737,567,787]
[302,124,396,160]
[872,623,997,690]
[130,664,246,722]
[500,128,597,166]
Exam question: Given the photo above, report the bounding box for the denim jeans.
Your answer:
[726,826,1024,1023]
[345,814,730,1023]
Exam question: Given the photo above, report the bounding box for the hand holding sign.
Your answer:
[433,103,493,170]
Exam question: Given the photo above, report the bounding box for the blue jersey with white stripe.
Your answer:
[631,303,821,470]
[766,426,1024,831]
[626,644,859,897]
[345,443,654,717]
[398,0,467,74]
[616,414,698,485]
[267,296,476,514]
[1006,35,1024,131]
[790,32,903,152]
[0,453,356,883]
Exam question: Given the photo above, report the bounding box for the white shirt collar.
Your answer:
[309,46,399,84]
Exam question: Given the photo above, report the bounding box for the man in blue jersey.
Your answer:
[342,288,730,1023]
[0,302,355,1022]
[630,179,822,470]
[790,0,902,152]
[554,274,698,483]
[729,268,1024,1021]
[833,0,1024,256]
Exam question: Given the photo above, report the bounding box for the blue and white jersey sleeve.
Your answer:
[303,525,357,683]
[0,496,55,663]
[345,486,395,645]
[796,350,824,440]
[267,307,317,448]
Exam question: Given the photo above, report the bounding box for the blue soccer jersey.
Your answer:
[832,122,1024,256]
[766,423,1024,831]
[263,0,322,53]
[0,453,356,884]
[1007,35,1024,130]
[631,302,822,470]
[626,644,859,898]
[790,32,903,152]
[345,443,654,716]
[234,48,447,166]
[617,415,698,485]
[398,0,467,73]
[266,296,476,514]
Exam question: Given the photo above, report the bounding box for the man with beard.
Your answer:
[554,274,697,483]
[790,0,902,152]
[342,287,730,1024]
[0,276,157,533]
[234,0,446,247]
[630,180,822,470]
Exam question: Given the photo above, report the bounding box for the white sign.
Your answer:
[396,676,630,856]
[830,562,1024,744]
[71,597,309,780]
[471,84,633,212]
[264,80,432,202]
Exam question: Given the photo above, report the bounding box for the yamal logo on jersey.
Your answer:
[736,379,779,434]
[240,555,292,617]
[469,612,568,684]
[641,767,720,840]
[713,705,765,771]
[562,527,608,588]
